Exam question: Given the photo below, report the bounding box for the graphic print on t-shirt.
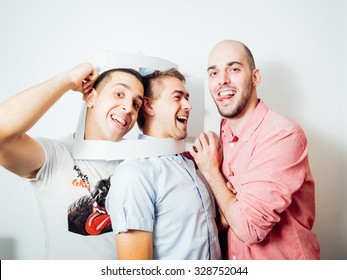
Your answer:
[67,165,113,236]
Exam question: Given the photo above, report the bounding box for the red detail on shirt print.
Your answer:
[85,204,111,235]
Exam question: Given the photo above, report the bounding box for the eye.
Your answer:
[230,67,240,73]
[133,101,141,110]
[173,95,181,101]
[115,92,123,98]
[209,71,217,77]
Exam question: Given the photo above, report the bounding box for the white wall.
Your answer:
[0,0,346,259]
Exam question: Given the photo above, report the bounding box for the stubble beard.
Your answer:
[215,83,253,119]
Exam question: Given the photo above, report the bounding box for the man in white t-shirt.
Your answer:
[0,64,145,259]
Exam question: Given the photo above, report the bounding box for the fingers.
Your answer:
[189,131,218,159]
[83,85,94,95]
[206,131,219,149]
[195,131,218,150]
[188,145,197,157]
[82,66,99,91]
[69,63,99,92]
[226,181,237,194]
[82,79,95,93]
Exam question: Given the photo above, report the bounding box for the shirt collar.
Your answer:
[221,99,268,143]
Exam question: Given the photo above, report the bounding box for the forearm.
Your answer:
[202,169,242,241]
[190,131,243,241]
[0,71,73,142]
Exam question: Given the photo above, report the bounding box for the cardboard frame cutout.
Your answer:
[72,51,203,160]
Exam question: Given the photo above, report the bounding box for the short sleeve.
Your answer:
[105,160,155,234]
[32,136,69,187]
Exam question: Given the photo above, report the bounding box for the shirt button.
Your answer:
[233,255,237,260]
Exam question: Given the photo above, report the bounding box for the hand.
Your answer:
[189,131,222,177]
[226,181,237,194]
[67,63,99,95]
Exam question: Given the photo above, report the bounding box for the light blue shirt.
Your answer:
[106,135,221,260]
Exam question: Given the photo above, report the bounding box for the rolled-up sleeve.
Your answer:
[231,129,308,245]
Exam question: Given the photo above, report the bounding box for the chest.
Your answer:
[221,139,255,190]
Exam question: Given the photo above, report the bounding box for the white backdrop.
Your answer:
[0,0,346,260]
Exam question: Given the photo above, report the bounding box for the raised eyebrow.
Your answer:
[207,65,216,72]
[207,61,243,72]
[226,61,243,67]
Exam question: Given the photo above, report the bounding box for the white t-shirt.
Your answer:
[30,134,120,259]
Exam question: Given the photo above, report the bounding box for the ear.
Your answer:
[85,89,98,108]
[142,97,155,116]
[252,69,261,87]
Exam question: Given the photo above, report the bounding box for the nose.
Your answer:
[182,98,192,111]
[218,70,231,86]
[121,98,132,113]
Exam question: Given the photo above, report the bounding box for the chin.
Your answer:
[176,133,187,140]
[107,134,123,142]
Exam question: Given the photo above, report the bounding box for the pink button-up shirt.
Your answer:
[220,99,320,259]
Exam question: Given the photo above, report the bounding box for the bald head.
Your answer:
[208,40,256,72]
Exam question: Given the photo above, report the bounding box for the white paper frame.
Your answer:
[72,51,203,160]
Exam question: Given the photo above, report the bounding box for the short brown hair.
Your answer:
[93,68,145,92]
[137,68,185,131]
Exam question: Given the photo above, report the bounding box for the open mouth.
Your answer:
[177,115,188,125]
[111,114,127,127]
[219,89,236,97]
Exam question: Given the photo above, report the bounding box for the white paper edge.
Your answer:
[72,51,196,160]
[95,50,178,73]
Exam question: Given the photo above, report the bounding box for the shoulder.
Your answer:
[253,109,309,157]
[113,158,155,181]
[36,133,73,150]
[34,135,74,171]
[117,156,164,171]
[263,108,307,142]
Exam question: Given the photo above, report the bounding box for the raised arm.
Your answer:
[0,63,98,178]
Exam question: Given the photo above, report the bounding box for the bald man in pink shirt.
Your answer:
[190,39,320,259]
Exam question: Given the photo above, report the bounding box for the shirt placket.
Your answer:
[222,127,239,260]
[174,155,215,259]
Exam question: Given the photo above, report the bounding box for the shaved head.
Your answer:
[208,40,255,71]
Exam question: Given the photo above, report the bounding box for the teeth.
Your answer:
[177,116,188,120]
[177,116,188,123]
[220,91,235,97]
[111,115,127,126]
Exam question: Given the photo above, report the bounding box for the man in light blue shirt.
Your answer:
[106,68,221,260]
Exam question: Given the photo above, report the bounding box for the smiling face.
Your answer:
[144,76,192,140]
[85,71,144,141]
[207,40,260,120]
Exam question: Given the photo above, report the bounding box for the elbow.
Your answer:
[235,222,273,246]
[230,208,275,246]
[0,126,20,145]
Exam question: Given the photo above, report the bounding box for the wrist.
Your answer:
[56,71,75,92]
[203,168,225,186]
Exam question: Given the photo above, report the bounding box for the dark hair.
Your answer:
[93,68,145,92]
[137,68,185,131]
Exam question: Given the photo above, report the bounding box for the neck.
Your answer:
[227,95,258,134]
